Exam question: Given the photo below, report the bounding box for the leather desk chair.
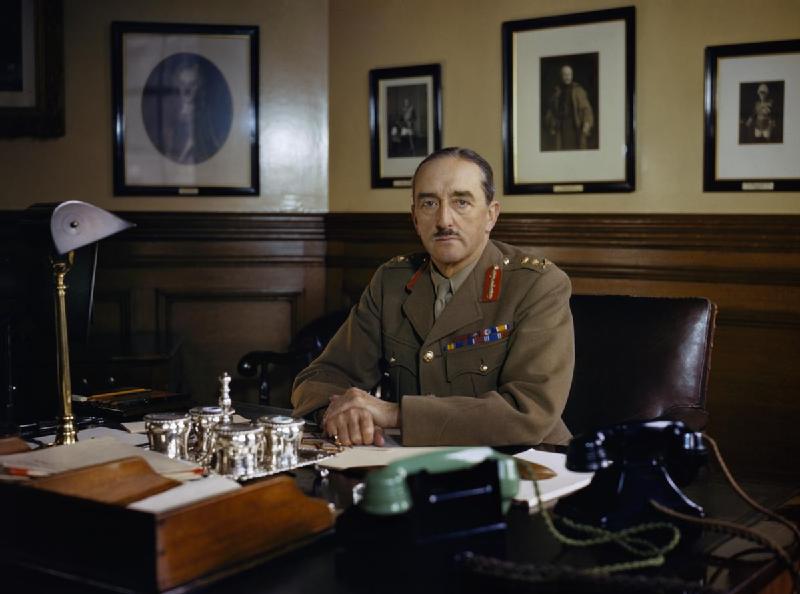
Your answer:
[563,294,717,435]
[238,309,351,406]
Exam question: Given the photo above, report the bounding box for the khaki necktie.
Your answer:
[434,277,453,319]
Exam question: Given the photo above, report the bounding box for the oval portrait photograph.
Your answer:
[141,52,234,165]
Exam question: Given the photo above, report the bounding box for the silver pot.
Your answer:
[257,415,305,471]
[144,412,191,460]
[211,422,264,480]
[189,405,224,463]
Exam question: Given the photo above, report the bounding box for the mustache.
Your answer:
[433,229,459,238]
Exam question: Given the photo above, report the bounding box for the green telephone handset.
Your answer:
[359,447,520,515]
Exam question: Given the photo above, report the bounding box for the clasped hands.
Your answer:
[322,387,400,447]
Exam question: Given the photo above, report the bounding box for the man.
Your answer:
[744,83,777,142]
[544,64,595,150]
[292,147,574,447]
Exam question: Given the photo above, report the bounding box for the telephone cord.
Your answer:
[648,432,800,594]
[703,433,800,546]
[531,469,682,574]
[650,500,798,594]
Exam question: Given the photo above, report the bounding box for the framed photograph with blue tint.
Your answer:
[111,22,259,196]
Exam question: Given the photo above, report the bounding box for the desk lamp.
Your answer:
[43,201,134,445]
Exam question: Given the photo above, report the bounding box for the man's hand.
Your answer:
[322,387,400,446]
[323,406,385,446]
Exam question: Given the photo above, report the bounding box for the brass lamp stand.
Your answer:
[53,252,77,445]
[27,200,134,446]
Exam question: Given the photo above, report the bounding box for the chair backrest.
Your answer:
[562,294,717,435]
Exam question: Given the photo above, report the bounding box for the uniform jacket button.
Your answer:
[422,350,434,363]
[479,363,489,373]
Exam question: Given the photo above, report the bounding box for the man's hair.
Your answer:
[411,147,495,204]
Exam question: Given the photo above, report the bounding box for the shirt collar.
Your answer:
[430,257,480,296]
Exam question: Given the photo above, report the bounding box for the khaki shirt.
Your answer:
[291,240,574,446]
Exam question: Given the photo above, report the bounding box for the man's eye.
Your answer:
[455,199,469,208]
[421,199,438,209]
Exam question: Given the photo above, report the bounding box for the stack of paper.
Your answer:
[129,474,241,513]
[318,445,594,508]
[0,437,201,480]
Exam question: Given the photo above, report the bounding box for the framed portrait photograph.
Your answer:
[704,39,800,191]
[111,22,259,196]
[502,6,635,194]
[369,64,442,188]
[0,0,64,138]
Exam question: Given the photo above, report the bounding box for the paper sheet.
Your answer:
[513,449,594,507]
[318,446,452,469]
[37,427,149,447]
[0,437,201,479]
[318,446,593,508]
[128,474,241,514]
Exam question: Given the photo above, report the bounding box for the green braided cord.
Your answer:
[531,469,682,574]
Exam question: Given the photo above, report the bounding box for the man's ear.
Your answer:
[486,200,500,234]
[411,202,420,235]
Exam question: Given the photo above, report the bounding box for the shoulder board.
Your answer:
[386,253,427,267]
[504,255,549,273]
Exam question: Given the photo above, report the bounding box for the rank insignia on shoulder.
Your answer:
[520,256,549,272]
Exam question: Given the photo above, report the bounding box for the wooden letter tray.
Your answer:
[0,459,334,592]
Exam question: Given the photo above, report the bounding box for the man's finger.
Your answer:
[373,425,385,447]
[336,418,352,447]
[347,411,364,445]
[360,411,375,445]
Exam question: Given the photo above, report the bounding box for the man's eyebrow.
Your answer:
[451,190,474,199]
[415,191,439,200]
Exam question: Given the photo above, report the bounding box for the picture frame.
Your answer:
[703,39,800,192]
[369,64,442,188]
[502,6,635,194]
[0,0,65,138]
[111,22,259,196]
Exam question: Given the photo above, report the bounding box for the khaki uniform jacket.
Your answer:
[291,240,574,446]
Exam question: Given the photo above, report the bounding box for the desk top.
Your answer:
[2,424,798,594]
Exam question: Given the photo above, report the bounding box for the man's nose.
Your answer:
[436,200,454,227]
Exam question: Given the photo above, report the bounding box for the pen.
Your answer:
[2,466,50,477]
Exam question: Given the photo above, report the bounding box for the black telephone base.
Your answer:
[554,464,704,541]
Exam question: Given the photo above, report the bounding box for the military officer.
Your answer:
[291,147,574,447]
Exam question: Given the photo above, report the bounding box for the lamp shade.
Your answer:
[50,201,134,255]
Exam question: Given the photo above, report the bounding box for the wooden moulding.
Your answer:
[31,456,180,505]
[0,462,335,592]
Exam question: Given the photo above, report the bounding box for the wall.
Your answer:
[329,0,800,213]
[0,0,329,212]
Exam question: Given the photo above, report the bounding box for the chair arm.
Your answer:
[237,351,300,377]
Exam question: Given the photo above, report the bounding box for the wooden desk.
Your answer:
[1,443,797,594]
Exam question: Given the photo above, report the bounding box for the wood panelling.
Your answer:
[156,289,301,403]
[93,213,327,409]
[2,210,798,478]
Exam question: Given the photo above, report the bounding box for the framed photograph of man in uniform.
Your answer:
[703,39,800,192]
[369,63,442,188]
[111,22,259,196]
[502,7,635,194]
